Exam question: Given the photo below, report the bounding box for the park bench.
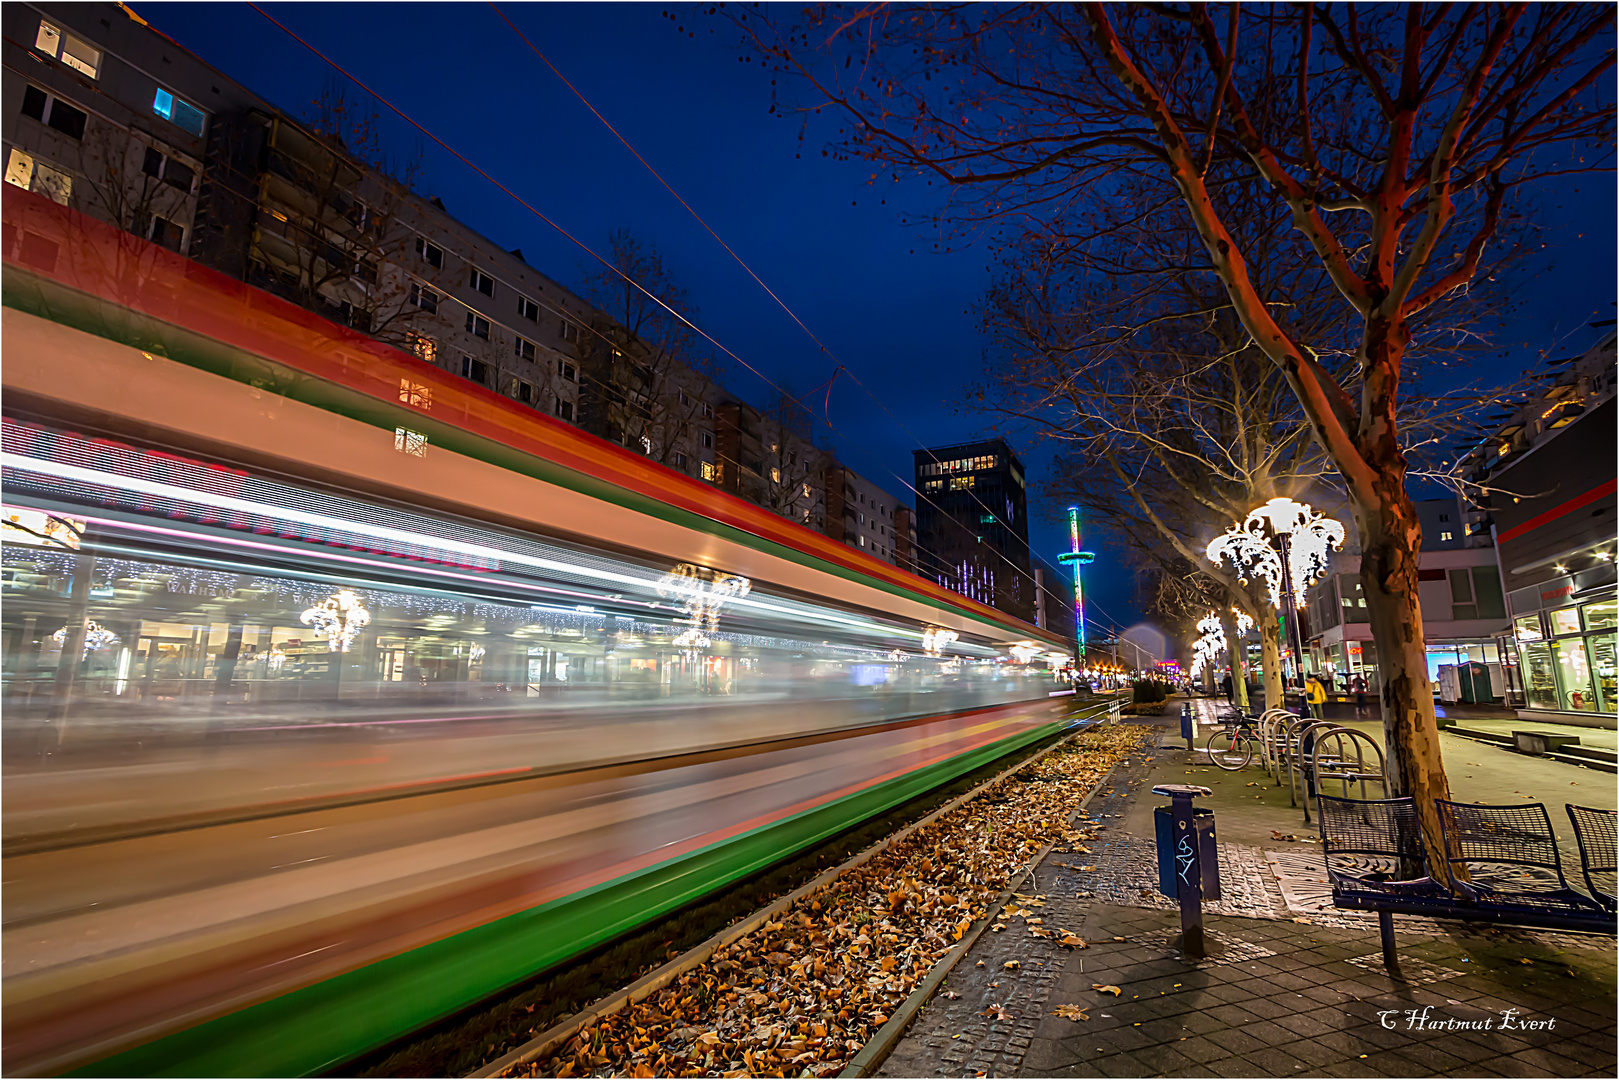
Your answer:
[1317,794,1616,970]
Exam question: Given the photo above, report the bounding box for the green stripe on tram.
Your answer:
[1,270,1055,643]
[68,715,1085,1078]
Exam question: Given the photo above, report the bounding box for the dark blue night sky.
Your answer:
[141,2,1616,641]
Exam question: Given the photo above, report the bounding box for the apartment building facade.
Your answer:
[1460,331,1617,723]
[2,2,860,542]
[820,465,912,567]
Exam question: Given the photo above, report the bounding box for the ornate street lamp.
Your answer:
[1206,497,1344,690]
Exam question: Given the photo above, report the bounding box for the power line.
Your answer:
[479,3,1098,622]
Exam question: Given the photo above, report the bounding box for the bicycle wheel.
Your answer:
[1204,728,1254,771]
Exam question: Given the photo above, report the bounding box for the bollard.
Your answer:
[1179,702,1194,749]
[1151,784,1218,957]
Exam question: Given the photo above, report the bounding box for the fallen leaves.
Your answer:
[1051,1004,1090,1021]
[1093,984,1123,996]
[501,725,1145,1077]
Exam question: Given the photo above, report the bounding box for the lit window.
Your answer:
[771,467,781,483]
[415,238,443,268]
[398,378,433,410]
[152,88,205,137]
[701,461,717,482]
[465,311,490,340]
[4,148,72,205]
[393,427,428,457]
[469,268,495,297]
[408,333,438,364]
[515,336,537,362]
[1439,531,1453,542]
[802,483,812,497]
[35,21,101,79]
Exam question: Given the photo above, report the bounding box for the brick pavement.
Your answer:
[879,712,1618,1078]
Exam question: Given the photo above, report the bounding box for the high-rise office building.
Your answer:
[913,438,1034,622]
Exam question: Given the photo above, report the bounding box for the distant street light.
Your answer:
[1206,497,1344,687]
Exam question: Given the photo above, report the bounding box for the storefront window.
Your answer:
[1518,642,1560,710]
[1583,598,1617,633]
[1513,613,1544,641]
[1548,606,1582,637]
[1550,639,1597,712]
[1591,633,1617,713]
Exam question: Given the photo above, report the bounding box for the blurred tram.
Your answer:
[1,188,1076,1075]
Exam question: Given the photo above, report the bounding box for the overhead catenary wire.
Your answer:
[243,3,1102,639]
[480,3,1104,624]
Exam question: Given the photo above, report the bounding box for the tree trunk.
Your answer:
[1219,608,1250,710]
[1358,487,1453,876]
[1258,615,1283,712]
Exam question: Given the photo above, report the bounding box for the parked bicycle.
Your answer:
[1204,716,1262,771]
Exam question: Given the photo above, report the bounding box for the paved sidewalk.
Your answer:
[879,713,1618,1077]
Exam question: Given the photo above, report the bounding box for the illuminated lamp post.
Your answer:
[1057,506,1096,664]
[1207,497,1344,703]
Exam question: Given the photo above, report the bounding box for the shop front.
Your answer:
[1506,568,1617,724]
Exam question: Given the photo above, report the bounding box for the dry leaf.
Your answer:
[1004,960,1021,970]
[1059,934,1086,949]
[1052,1004,1090,1021]
[1093,984,1122,996]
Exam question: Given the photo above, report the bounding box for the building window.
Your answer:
[1439,531,1453,542]
[408,332,438,364]
[949,475,976,491]
[557,359,577,382]
[554,398,574,422]
[701,402,714,419]
[393,427,428,457]
[678,387,691,407]
[4,148,72,205]
[700,431,714,449]
[152,88,205,137]
[515,336,537,362]
[802,483,812,498]
[517,297,539,323]
[415,238,443,268]
[674,452,687,469]
[701,461,717,482]
[469,268,495,297]
[21,86,87,140]
[34,21,102,79]
[512,378,533,404]
[145,215,184,252]
[409,283,439,314]
[140,146,193,192]
[559,319,581,343]
[465,311,490,340]
[398,378,433,410]
[771,467,781,483]
[461,356,488,384]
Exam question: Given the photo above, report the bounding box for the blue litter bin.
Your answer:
[1154,804,1221,901]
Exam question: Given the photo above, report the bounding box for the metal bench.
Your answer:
[1566,804,1617,914]
[1318,794,1616,970]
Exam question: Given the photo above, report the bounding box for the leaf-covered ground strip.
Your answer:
[504,724,1145,1078]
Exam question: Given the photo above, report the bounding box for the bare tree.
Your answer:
[736,3,1614,861]
[578,229,718,467]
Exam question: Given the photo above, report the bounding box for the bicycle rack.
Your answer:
[1310,727,1387,802]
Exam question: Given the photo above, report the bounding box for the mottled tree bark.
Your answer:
[1258,616,1284,714]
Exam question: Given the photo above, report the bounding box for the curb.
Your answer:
[839,726,1130,1078]
[467,703,1116,1078]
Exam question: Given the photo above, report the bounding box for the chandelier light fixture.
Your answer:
[300,589,372,653]
[657,563,752,651]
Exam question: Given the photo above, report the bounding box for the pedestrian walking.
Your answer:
[1352,674,1367,716]
[1305,673,1328,720]
[1221,673,1233,703]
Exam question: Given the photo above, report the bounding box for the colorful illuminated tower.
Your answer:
[1056,506,1095,661]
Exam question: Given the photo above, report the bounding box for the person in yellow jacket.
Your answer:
[1305,673,1328,719]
